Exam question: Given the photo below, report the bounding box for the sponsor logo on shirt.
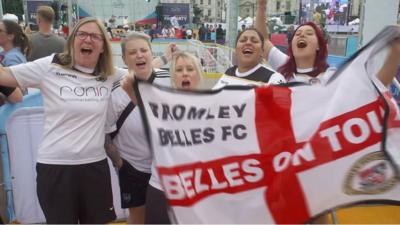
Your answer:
[55,72,78,79]
[59,85,110,101]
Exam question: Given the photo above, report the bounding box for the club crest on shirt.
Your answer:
[343,151,398,195]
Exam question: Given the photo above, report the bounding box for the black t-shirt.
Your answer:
[224,65,275,83]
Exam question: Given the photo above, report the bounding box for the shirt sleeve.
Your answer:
[268,47,289,71]
[268,72,287,84]
[9,56,51,89]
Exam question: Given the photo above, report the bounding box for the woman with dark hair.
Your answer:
[0,20,31,66]
[255,0,333,85]
[255,0,398,87]
[255,0,400,224]
[275,21,332,83]
[256,0,333,85]
[214,28,285,88]
[0,19,27,103]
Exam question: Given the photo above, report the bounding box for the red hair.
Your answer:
[278,22,329,79]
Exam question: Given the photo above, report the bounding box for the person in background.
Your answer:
[0,17,120,223]
[28,6,65,61]
[198,24,206,41]
[168,25,175,38]
[149,24,159,42]
[206,24,211,41]
[105,32,174,224]
[161,25,169,38]
[2,13,18,24]
[181,25,187,39]
[286,25,295,44]
[214,28,285,88]
[0,19,27,101]
[186,27,193,39]
[241,24,246,32]
[0,20,31,67]
[216,24,224,44]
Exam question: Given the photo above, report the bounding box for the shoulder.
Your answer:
[323,67,337,80]
[259,64,277,73]
[224,66,237,76]
[154,68,169,78]
[3,49,26,66]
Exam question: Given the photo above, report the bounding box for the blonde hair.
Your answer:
[170,51,203,89]
[121,31,152,56]
[58,17,114,80]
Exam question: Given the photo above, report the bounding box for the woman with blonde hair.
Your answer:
[105,31,171,224]
[0,17,121,223]
[170,51,203,89]
[117,50,204,224]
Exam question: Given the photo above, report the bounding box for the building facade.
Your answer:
[239,0,300,19]
[191,0,225,23]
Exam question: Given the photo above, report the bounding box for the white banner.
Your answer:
[136,26,400,224]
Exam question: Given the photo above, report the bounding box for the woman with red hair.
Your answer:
[255,0,399,87]
[255,0,334,84]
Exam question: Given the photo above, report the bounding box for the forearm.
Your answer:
[7,87,23,103]
[104,134,123,169]
[377,45,400,87]
[255,0,269,39]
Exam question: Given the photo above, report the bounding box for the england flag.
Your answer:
[135,26,400,224]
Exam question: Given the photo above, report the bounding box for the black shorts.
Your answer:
[119,158,151,208]
[36,159,116,224]
[145,185,171,224]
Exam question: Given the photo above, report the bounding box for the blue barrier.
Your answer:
[346,36,359,57]
[327,55,349,68]
[0,91,43,222]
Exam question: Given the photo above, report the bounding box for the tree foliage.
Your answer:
[2,0,24,20]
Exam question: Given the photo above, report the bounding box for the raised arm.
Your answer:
[377,38,400,86]
[152,43,178,68]
[255,0,274,57]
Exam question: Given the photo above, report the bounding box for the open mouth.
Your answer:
[242,48,254,55]
[181,80,191,88]
[81,47,93,55]
[136,62,146,67]
[297,40,308,48]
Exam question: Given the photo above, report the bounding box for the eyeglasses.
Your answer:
[75,31,103,42]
